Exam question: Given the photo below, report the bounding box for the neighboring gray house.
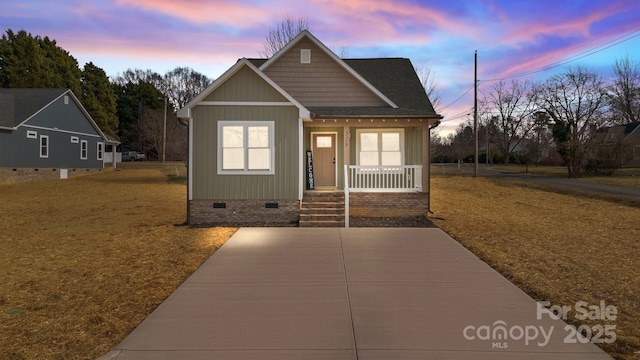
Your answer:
[178,31,442,226]
[593,122,640,168]
[0,88,118,176]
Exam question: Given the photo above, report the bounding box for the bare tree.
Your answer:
[113,67,211,111]
[259,16,310,58]
[139,108,188,161]
[415,65,443,113]
[482,79,538,163]
[535,66,608,177]
[162,67,212,110]
[447,119,475,162]
[609,56,640,124]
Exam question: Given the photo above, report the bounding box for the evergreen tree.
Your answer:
[0,29,81,94]
[81,62,118,137]
[113,81,164,152]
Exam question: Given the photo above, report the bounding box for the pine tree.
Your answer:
[0,29,81,94]
[81,62,119,137]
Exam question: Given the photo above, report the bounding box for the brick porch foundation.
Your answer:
[349,192,429,217]
[190,199,300,227]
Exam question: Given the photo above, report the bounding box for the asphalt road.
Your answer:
[447,164,640,201]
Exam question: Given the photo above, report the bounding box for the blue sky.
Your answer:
[3,0,640,134]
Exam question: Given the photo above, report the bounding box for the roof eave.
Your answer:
[309,113,443,123]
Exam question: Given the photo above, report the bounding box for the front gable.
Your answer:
[205,65,289,103]
[178,59,309,120]
[261,32,394,108]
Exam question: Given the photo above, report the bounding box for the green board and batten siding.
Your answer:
[190,64,300,200]
[206,66,289,103]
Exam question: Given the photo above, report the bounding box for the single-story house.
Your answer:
[0,88,119,180]
[178,31,442,226]
[593,122,640,167]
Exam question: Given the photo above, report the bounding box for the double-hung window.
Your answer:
[357,129,404,167]
[218,121,274,174]
[80,140,88,160]
[97,142,104,160]
[40,135,49,158]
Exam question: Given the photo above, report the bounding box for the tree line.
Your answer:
[433,59,640,177]
[0,29,212,161]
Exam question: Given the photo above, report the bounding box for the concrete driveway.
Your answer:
[98,228,611,359]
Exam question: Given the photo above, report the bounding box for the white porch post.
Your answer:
[421,124,429,193]
[343,125,350,188]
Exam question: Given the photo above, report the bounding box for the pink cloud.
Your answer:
[499,2,628,47]
[113,0,285,28]
[310,0,479,45]
[487,21,638,81]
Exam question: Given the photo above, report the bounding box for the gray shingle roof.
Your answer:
[0,88,68,128]
[246,57,441,119]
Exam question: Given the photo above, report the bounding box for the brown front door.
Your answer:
[312,133,336,187]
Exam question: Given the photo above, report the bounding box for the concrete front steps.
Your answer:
[299,191,345,227]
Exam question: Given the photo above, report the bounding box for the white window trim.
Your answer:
[217,121,275,175]
[80,140,88,160]
[27,130,38,139]
[97,142,104,160]
[355,128,405,168]
[40,135,49,158]
[71,136,79,143]
[301,49,311,64]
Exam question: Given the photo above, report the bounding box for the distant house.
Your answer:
[0,88,119,179]
[593,122,640,168]
[178,31,442,226]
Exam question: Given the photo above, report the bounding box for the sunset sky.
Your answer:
[3,0,640,135]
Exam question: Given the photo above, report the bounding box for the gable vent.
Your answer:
[301,49,311,64]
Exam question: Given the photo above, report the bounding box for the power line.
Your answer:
[440,108,473,123]
[481,26,640,82]
[440,85,474,110]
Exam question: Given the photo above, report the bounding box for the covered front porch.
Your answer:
[300,117,436,227]
[302,117,433,193]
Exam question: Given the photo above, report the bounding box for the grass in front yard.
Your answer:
[490,164,640,188]
[429,175,640,359]
[0,167,236,360]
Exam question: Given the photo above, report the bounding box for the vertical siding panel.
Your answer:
[405,127,422,165]
[192,105,299,200]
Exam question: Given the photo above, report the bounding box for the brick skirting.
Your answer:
[0,167,106,183]
[349,192,429,217]
[190,199,300,227]
[190,192,429,226]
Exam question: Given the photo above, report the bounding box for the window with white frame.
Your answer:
[97,142,104,160]
[27,130,37,139]
[40,135,49,158]
[357,129,404,166]
[71,136,79,143]
[80,140,88,160]
[218,121,274,174]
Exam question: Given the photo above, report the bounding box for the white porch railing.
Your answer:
[348,165,422,191]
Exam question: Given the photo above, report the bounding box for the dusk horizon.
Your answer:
[3,0,640,134]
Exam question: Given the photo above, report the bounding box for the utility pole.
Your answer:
[161,96,167,163]
[474,50,479,178]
